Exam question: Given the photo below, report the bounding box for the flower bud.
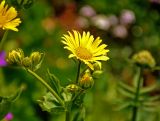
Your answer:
[93,62,102,70]
[132,50,156,68]
[6,48,24,64]
[22,57,32,68]
[79,71,94,89]
[92,62,103,78]
[66,84,79,92]
[30,51,43,66]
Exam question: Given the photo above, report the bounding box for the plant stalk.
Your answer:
[76,61,81,83]
[65,110,70,121]
[131,68,142,121]
[27,69,64,106]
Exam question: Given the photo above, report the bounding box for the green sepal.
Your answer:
[0,89,22,119]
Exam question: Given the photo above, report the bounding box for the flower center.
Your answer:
[76,47,92,60]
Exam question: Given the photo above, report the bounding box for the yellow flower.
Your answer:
[62,30,109,70]
[0,0,21,31]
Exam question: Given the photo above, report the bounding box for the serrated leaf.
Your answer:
[47,69,62,95]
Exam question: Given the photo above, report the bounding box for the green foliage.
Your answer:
[117,68,160,112]
[0,89,22,119]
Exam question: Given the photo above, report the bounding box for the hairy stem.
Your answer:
[27,69,64,106]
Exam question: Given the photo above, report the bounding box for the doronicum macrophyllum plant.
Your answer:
[6,30,109,121]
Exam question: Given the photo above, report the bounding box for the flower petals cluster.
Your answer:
[62,30,109,70]
[0,0,21,31]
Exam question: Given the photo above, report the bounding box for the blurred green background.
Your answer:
[1,0,160,121]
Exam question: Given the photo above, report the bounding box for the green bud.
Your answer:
[22,56,32,68]
[92,70,103,79]
[93,62,102,70]
[6,48,24,65]
[132,50,156,68]
[66,84,79,92]
[79,71,94,89]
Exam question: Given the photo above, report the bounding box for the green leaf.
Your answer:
[117,86,135,99]
[118,81,135,93]
[47,69,62,95]
[37,92,65,114]
[133,68,141,88]
[115,100,133,110]
[145,95,160,102]
[0,89,22,119]
[139,84,157,94]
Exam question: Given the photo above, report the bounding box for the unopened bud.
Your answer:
[30,51,43,66]
[132,50,156,68]
[93,62,102,70]
[6,48,24,64]
[79,71,94,89]
[22,57,32,68]
[92,70,103,79]
[66,84,80,92]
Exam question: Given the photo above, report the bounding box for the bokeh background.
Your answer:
[1,0,160,121]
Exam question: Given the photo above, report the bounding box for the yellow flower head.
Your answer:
[0,0,21,31]
[62,30,109,70]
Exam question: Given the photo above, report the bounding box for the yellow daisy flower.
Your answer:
[62,30,109,70]
[0,0,21,31]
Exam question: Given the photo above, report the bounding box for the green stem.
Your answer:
[65,110,70,121]
[131,68,142,121]
[76,61,81,83]
[0,30,9,50]
[27,69,64,106]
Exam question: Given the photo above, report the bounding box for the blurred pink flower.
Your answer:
[108,15,119,26]
[112,25,128,39]
[0,51,7,67]
[75,16,89,28]
[4,113,13,121]
[79,5,96,17]
[120,9,135,25]
[150,0,160,4]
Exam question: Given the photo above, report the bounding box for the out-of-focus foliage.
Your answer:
[0,0,160,121]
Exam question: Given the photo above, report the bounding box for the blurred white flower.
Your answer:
[79,5,96,17]
[112,25,128,39]
[120,9,135,25]
[91,15,110,30]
